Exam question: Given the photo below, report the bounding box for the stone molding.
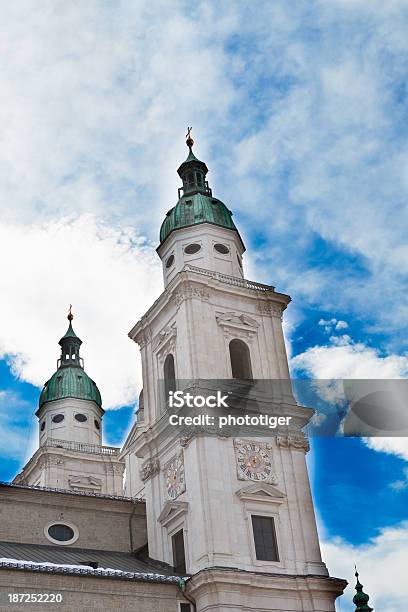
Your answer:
[158,500,189,527]
[153,324,177,353]
[236,482,286,504]
[135,325,152,348]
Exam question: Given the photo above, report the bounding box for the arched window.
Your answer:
[229,339,253,379]
[164,353,176,400]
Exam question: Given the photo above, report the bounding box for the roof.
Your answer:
[0,541,183,585]
[159,193,238,244]
[1,481,140,503]
[177,149,208,175]
[59,321,81,344]
[39,366,102,409]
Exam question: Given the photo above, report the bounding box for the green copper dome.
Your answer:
[38,313,102,409]
[39,366,102,408]
[159,135,241,246]
[160,193,237,244]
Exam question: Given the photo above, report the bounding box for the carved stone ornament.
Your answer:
[171,282,210,310]
[216,312,259,328]
[216,312,259,342]
[140,458,160,482]
[276,433,310,453]
[234,438,277,484]
[41,456,65,467]
[68,475,102,491]
[257,302,284,319]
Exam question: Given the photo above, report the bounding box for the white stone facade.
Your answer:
[157,222,245,287]
[122,218,346,610]
[15,398,125,496]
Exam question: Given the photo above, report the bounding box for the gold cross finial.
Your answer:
[186,127,194,150]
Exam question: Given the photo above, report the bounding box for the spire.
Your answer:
[353,568,373,611]
[177,128,211,197]
[58,306,83,368]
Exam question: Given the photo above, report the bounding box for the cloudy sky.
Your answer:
[1,1,408,609]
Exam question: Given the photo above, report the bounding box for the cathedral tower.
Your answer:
[122,134,346,611]
[14,311,124,495]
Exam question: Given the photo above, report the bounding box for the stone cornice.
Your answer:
[0,482,145,513]
[128,266,291,343]
[185,567,347,593]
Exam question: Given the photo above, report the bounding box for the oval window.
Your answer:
[40,421,46,431]
[94,419,100,430]
[165,254,175,268]
[52,414,64,424]
[75,413,87,423]
[214,243,230,255]
[184,243,201,255]
[48,524,75,542]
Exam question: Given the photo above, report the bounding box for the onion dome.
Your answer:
[38,309,102,409]
[353,569,373,612]
[159,129,242,246]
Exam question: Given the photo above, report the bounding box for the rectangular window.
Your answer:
[251,515,279,562]
[172,529,186,574]
[179,604,192,612]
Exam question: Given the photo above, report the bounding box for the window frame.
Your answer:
[171,528,186,574]
[251,514,279,562]
[245,508,283,568]
[44,520,79,546]
[229,338,253,380]
[163,353,176,403]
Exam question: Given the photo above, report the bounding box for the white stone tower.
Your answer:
[122,133,346,611]
[14,310,124,495]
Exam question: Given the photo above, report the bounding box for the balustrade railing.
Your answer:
[43,438,120,456]
[184,264,275,292]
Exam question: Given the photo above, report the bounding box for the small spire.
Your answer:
[353,567,373,611]
[186,126,194,151]
[68,304,73,322]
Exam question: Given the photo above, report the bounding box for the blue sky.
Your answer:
[1,2,408,609]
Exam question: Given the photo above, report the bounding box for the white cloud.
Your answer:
[0,215,162,409]
[291,337,408,380]
[291,336,408,459]
[335,320,348,330]
[322,522,408,611]
[0,2,237,229]
[389,466,408,491]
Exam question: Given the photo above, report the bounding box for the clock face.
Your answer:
[165,455,185,499]
[236,441,272,482]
